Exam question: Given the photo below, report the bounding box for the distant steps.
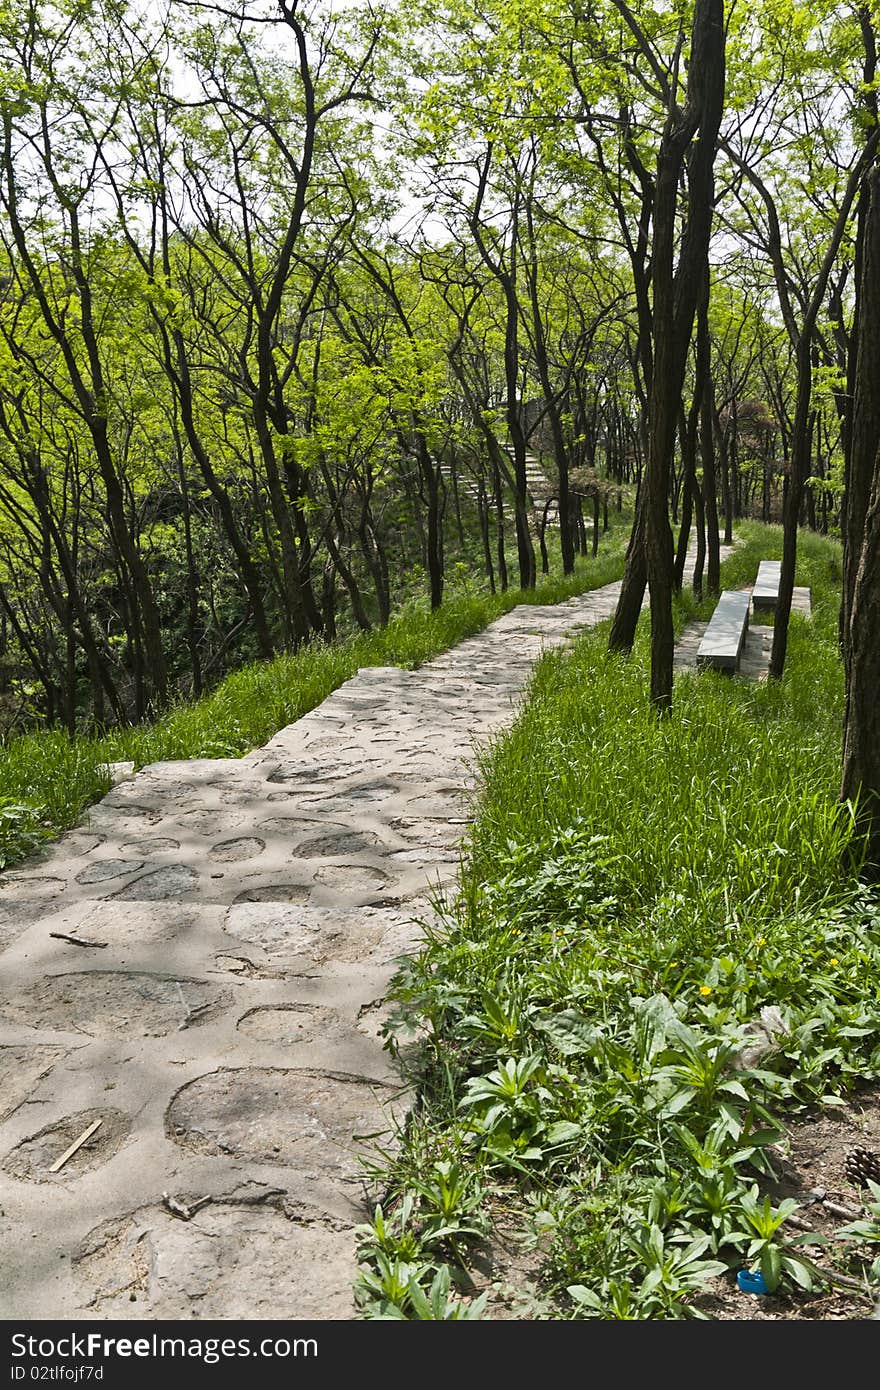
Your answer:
[438,450,558,525]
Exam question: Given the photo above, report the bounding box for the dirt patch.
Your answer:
[695,1082,880,1320]
[465,1088,880,1321]
[0,1044,70,1122]
[3,1108,130,1182]
[0,874,65,900]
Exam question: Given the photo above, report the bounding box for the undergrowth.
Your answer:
[0,525,628,866]
[356,523,880,1320]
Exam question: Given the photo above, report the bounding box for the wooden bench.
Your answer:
[752,559,781,613]
[696,590,750,672]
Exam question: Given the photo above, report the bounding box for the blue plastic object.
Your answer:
[737,1269,769,1294]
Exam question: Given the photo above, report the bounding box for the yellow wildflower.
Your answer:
[699,985,712,997]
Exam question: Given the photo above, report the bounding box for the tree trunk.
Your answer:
[843,165,880,678]
[608,0,725,698]
[477,478,496,593]
[609,486,647,650]
[673,405,695,592]
[842,165,880,875]
[769,346,812,678]
[697,279,721,594]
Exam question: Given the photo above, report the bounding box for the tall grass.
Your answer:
[469,522,850,947]
[0,524,629,863]
[360,523,880,1319]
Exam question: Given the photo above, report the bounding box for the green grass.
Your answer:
[357,522,880,1320]
[0,521,629,865]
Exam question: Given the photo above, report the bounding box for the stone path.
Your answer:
[1,540,750,1321]
[0,580,638,1321]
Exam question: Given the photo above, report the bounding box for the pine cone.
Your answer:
[844,1145,880,1187]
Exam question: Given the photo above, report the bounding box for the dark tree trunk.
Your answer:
[609,487,647,650]
[449,447,466,549]
[843,167,880,674]
[643,0,725,709]
[327,529,371,632]
[607,0,725,702]
[171,333,275,661]
[538,504,550,575]
[842,164,880,875]
[769,346,812,678]
[697,278,721,594]
[524,193,575,575]
[674,403,697,593]
[692,474,707,601]
[715,406,734,543]
[576,495,588,556]
[492,456,508,592]
[477,478,496,593]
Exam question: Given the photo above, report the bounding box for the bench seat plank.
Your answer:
[752,559,781,611]
[696,590,750,672]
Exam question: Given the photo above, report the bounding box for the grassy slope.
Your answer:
[0,521,629,867]
[359,523,880,1319]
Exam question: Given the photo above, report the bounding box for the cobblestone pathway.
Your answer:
[0,581,632,1320]
[1,540,754,1321]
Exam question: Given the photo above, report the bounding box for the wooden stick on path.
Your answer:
[49,1119,102,1173]
[49,932,108,949]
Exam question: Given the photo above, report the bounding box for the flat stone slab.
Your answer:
[2,971,229,1038]
[166,1067,399,1177]
[677,584,812,681]
[74,1199,358,1319]
[752,559,781,610]
[112,865,200,901]
[223,903,412,967]
[696,589,750,671]
[237,1004,352,1047]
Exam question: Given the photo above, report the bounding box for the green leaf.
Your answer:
[533,1010,601,1056]
[760,1244,783,1292]
[567,1284,604,1310]
[545,1119,583,1145]
[781,1256,813,1291]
